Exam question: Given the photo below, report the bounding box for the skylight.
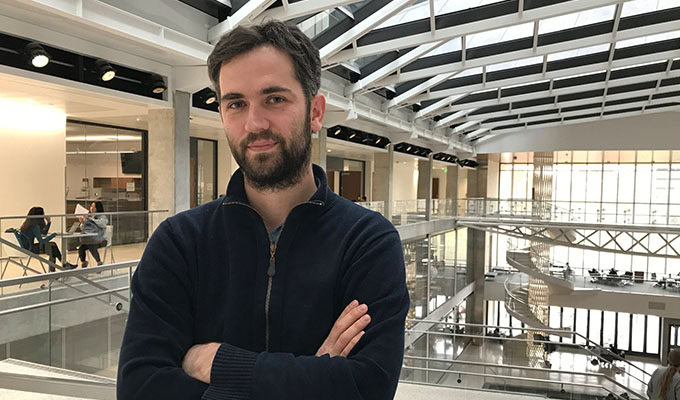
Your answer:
[486,56,544,73]
[547,44,610,62]
[615,30,680,49]
[467,22,534,49]
[376,0,505,30]
[539,5,616,35]
[621,0,680,18]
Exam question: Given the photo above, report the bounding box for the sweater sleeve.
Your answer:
[117,220,208,399]
[203,222,409,400]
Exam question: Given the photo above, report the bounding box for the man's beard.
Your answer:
[228,113,312,191]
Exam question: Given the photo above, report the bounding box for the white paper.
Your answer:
[74,204,89,215]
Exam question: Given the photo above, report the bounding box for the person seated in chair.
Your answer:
[19,206,75,272]
[77,201,108,268]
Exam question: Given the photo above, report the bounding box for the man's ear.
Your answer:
[309,93,326,132]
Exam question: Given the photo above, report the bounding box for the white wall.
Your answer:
[393,158,418,201]
[0,100,66,225]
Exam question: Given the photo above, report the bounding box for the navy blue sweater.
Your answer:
[117,165,409,399]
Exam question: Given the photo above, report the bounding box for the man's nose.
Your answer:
[244,103,270,133]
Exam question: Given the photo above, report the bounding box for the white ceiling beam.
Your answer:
[374,18,678,87]
[414,93,467,119]
[476,104,680,144]
[429,0,436,34]
[410,48,680,105]
[320,0,418,63]
[383,72,458,110]
[453,120,480,133]
[248,0,367,25]
[325,0,626,65]
[434,108,479,128]
[208,0,277,43]
[474,87,680,129]
[466,127,491,140]
[347,40,447,95]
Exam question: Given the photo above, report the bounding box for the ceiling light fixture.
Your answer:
[204,88,217,104]
[25,42,50,68]
[149,73,167,94]
[95,59,116,81]
[349,133,356,139]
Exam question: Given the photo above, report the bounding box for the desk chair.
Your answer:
[1,229,47,281]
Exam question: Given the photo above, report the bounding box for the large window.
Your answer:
[495,150,680,278]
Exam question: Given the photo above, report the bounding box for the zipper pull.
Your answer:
[268,243,276,277]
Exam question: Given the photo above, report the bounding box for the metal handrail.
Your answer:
[402,362,640,400]
[0,209,169,221]
[0,260,137,288]
[502,275,650,384]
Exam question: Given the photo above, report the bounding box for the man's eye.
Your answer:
[228,101,245,109]
[268,96,285,104]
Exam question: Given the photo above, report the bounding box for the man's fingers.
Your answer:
[335,313,371,352]
[328,303,367,343]
[341,331,365,357]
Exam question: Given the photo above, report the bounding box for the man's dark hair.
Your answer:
[207,20,321,104]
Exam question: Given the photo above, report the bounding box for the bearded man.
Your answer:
[117,20,409,400]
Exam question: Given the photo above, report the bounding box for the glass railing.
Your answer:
[0,262,135,379]
[355,200,385,215]
[403,320,650,400]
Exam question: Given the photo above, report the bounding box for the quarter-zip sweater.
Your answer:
[117,165,410,400]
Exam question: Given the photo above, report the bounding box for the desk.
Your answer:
[54,232,97,264]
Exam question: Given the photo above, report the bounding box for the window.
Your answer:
[617,313,631,351]
[631,314,645,353]
[575,308,588,345]
[647,316,660,354]
[603,312,616,347]
[589,310,602,346]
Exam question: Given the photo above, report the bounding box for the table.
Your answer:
[54,232,97,265]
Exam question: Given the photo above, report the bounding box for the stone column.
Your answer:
[465,156,489,340]
[174,91,191,214]
[373,144,394,220]
[446,164,459,216]
[417,155,433,220]
[148,108,175,228]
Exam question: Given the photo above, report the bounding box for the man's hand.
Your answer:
[316,300,370,358]
[182,342,220,384]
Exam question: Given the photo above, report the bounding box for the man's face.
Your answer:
[218,45,325,190]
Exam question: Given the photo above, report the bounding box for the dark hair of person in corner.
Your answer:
[660,348,680,399]
[207,20,321,107]
[92,201,105,213]
[20,206,46,233]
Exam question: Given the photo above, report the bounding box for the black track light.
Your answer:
[204,88,217,105]
[148,73,167,94]
[95,59,116,81]
[25,42,50,68]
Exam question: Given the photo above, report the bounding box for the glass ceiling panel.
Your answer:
[539,5,616,35]
[467,22,534,49]
[425,37,461,58]
[621,0,680,18]
[297,9,346,39]
[615,30,680,48]
[376,0,505,30]
[486,56,544,73]
[547,44,610,62]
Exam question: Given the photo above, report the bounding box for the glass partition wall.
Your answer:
[65,120,148,257]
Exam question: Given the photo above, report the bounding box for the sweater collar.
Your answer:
[223,164,329,206]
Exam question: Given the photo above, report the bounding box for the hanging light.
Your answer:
[25,42,50,68]
[95,59,116,81]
